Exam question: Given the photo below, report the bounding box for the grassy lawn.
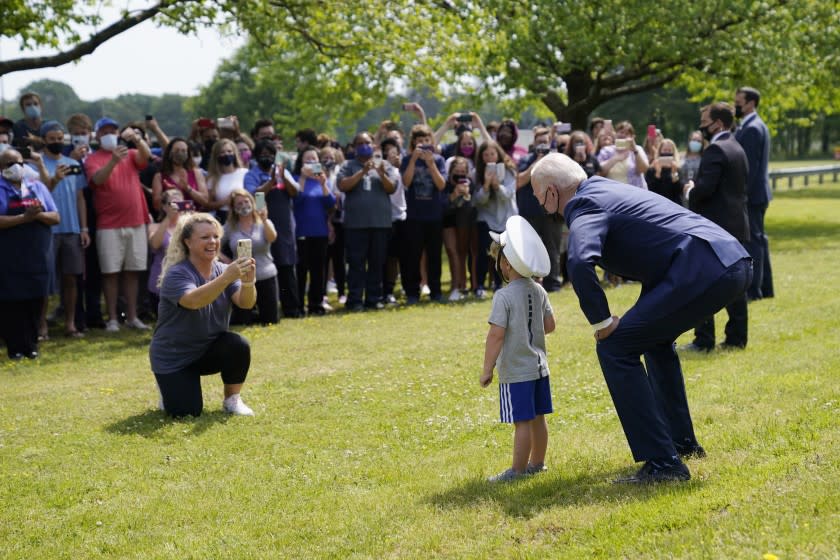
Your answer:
[2,183,839,559]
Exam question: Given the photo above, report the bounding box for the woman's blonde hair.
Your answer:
[157,212,222,287]
[657,138,682,182]
[206,138,243,187]
[224,188,262,231]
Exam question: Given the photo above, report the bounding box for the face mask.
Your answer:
[257,156,273,170]
[0,143,10,154]
[71,135,89,147]
[172,152,188,165]
[217,154,236,167]
[460,145,475,157]
[236,204,253,217]
[452,174,467,183]
[700,123,717,142]
[239,150,252,165]
[46,142,64,155]
[734,105,744,119]
[323,159,336,170]
[99,134,118,152]
[659,152,674,158]
[192,156,203,167]
[355,144,373,158]
[24,105,41,119]
[2,163,24,182]
[688,140,703,153]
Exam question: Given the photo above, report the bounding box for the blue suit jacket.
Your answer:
[564,176,749,325]
[735,112,772,205]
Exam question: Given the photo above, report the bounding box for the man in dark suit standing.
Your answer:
[735,87,774,300]
[531,153,751,483]
[683,102,751,351]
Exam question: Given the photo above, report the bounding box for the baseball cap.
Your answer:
[0,116,13,129]
[94,117,119,133]
[39,120,65,137]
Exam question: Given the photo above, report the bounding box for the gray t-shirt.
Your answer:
[223,222,277,281]
[149,259,241,374]
[488,278,553,383]
[336,159,396,229]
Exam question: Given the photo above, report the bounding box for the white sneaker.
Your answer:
[420,284,431,296]
[322,297,334,312]
[223,394,254,416]
[338,295,347,305]
[125,317,150,330]
[105,319,120,332]
[448,289,463,302]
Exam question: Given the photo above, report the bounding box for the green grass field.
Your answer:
[2,183,839,559]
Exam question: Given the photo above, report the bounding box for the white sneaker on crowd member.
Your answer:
[223,394,254,416]
[448,289,463,302]
[338,295,347,305]
[322,297,334,312]
[125,317,151,330]
[326,279,338,294]
[420,284,430,296]
[105,319,120,332]
[475,288,487,299]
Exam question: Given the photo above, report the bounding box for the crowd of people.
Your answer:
[0,90,773,364]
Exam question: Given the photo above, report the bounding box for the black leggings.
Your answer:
[154,331,250,417]
[231,276,279,325]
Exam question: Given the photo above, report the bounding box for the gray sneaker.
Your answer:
[487,468,524,483]
[525,462,547,475]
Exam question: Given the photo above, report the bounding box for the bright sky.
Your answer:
[0,6,243,114]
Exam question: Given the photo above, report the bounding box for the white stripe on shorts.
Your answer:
[500,383,513,423]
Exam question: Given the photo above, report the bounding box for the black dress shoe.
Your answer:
[615,457,691,484]
[676,443,707,459]
[9,352,25,361]
[24,351,39,360]
[719,341,746,350]
[679,342,713,353]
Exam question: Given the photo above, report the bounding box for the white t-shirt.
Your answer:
[211,168,249,210]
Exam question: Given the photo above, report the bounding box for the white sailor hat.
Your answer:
[489,215,551,278]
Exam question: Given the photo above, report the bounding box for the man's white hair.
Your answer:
[531,153,587,197]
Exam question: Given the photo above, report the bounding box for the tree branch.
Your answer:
[0,2,174,78]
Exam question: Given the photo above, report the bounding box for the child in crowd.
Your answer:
[480,215,555,482]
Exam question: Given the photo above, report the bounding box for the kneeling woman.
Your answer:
[149,213,257,417]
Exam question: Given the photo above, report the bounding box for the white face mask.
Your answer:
[0,143,10,154]
[192,156,203,167]
[99,134,118,151]
[2,163,24,182]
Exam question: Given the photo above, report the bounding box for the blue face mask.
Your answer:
[355,144,373,158]
[688,140,703,153]
[25,105,41,119]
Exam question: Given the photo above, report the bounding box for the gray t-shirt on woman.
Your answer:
[149,259,241,374]
[223,221,277,281]
[488,277,553,383]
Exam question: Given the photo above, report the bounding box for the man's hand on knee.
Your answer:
[595,315,620,341]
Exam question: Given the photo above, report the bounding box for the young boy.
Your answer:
[481,215,556,482]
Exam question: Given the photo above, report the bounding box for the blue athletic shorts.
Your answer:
[499,375,552,423]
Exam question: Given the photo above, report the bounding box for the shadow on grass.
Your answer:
[427,468,703,518]
[104,408,231,438]
[768,219,840,247]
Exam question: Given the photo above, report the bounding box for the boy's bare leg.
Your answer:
[512,421,532,472]
[529,415,549,466]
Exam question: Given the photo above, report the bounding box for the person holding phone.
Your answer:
[597,120,649,188]
[149,212,257,417]
[293,147,336,315]
[39,121,90,338]
[442,156,478,302]
[473,141,518,297]
[151,137,210,213]
[337,132,396,311]
[221,189,278,324]
[0,148,60,359]
[645,139,685,205]
[564,130,601,178]
[148,189,189,314]
[244,139,302,319]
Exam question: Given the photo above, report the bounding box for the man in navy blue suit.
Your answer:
[531,153,752,483]
[735,87,774,300]
[684,102,750,350]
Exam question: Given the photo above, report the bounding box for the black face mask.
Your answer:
[217,154,236,167]
[734,105,744,119]
[452,174,467,184]
[46,142,64,155]
[257,156,273,170]
[700,124,716,142]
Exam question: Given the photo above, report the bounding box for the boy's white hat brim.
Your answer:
[491,216,551,278]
